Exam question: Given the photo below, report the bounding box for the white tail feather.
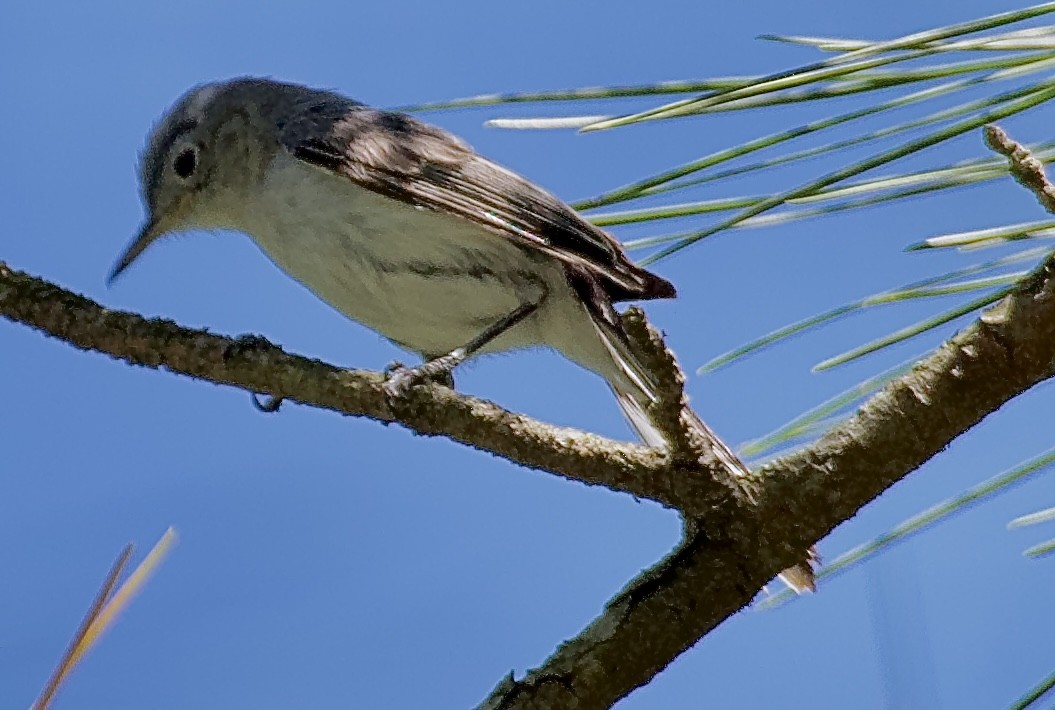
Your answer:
[613,387,667,448]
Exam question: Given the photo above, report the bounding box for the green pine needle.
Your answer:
[1009,506,1055,528]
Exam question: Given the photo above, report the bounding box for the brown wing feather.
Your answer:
[278,99,675,302]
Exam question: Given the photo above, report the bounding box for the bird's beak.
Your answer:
[107,216,165,285]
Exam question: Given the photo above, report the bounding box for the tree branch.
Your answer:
[478,243,1055,710]
[0,261,742,517]
[476,126,1055,709]
[7,244,1055,708]
[4,125,1054,709]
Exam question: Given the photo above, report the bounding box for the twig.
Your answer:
[620,307,699,461]
[0,262,729,517]
[985,124,1055,214]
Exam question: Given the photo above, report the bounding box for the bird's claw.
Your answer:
[382,359,456,398]
[252,393,284,413]
[383,365,417,398]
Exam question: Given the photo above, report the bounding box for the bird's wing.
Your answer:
[278,98,674,302]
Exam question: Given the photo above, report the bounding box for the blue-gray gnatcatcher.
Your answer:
[109,77,814,591]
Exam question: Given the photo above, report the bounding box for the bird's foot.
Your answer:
[251,394,284,413]
[383,356,458,397]
[223,336,284,413]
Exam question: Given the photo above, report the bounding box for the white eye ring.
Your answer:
[172,144,198,180]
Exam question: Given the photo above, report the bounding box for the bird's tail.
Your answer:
[595,319,818,594]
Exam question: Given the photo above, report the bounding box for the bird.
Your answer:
[109,77,815,592]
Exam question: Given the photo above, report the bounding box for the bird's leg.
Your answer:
[384,299,541,397]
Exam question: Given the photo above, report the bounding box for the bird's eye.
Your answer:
[173,146,198,179]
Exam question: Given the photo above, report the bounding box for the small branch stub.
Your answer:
[985,124,1055,215]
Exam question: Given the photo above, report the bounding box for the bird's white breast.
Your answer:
[239,153,567,357]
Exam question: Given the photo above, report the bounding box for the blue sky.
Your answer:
[3,1,1054,707]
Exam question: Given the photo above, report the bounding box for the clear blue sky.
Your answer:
[3,1,1054,707]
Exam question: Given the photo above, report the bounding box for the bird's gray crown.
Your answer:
[138,77,342,208]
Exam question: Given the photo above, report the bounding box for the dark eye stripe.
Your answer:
[157,118,200,161]
[143,117,201,201]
